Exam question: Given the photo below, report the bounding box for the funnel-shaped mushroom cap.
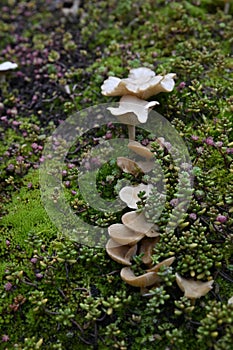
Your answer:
[106,238,137,266]
[121,211,159,237]
[139,237,160,265]
[120,267,160,287]
[175,273,214,299]
[119,183,153,209]
[0,61,18,71]
[108,223,144,246]
[101,67,176,99]
[107,95,158,124]
[117,157,142,176]
[147,257,175,273]
[137,160,154,173]
[128,140,154,159]
[101,76,128,96]
[117,157,153,175]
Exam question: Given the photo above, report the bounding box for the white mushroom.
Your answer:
[121,211,159,237]
[120,267,160,287]
[175,273,214,299]
[107,95,158,124]
[228,296,233,305]
[139,237,160,266]
[106,238,137,266]
[128,140,154,159]
[61,0,80,16]
[117,157,142,176]
[108,223,144,246]
[119,183,153,209]
[108,95,158,140]
[147,257,175,272]
[117,156,153,174]
[101,67,176,99]
[0,61,18,84]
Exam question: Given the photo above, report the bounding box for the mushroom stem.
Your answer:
[127,124,135,140]
[224,1,230,14]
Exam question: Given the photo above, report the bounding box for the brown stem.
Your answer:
[127,124,135,140]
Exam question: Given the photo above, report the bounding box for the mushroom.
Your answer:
[128,140,154,159]
[0,61,18,85]
[61,0,80,16]
[228,296,233,304]
[121,211,159,237]
[139,237,160,266]
[117,156,153,174]
[101,67,176,100]
[119,183,153,209]
[175,273,214,300]
[147,257,175,272]
[117,157,142,176]
[108,223,144,246]
[120,267,160,287]
[120,256,175,288]
[106,238,137,266]
[107,95,158,140]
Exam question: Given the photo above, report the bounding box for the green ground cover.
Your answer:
[0,0,232,349]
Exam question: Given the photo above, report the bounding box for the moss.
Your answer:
[0,0,233,348]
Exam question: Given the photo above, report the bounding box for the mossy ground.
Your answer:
[0,0,233,349]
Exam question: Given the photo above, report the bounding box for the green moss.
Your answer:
[0,0,233,348]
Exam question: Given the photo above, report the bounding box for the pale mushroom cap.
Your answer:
[117,156,153,174]
[147,257,175,272]
[136,160,154,173]
[108,223,145,246]
[107,95,158,124]
[228,296,233,304]
[0,61,18,72]
[120,266,160,287]
[101,76,127,96]
[106,238,137,265]
[175,273,214,299]
[128,140,154,159]
[121,211,159,236]
[119,183,153,209]
[160,73,176,92]
[139,237,160,266]
[61,0,80,16]
[101,67,176,99]
[117,157,143,176]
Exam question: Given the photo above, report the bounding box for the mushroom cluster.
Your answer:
[106,138,176,291]
[102,67,214,298]
[101,67,177,291]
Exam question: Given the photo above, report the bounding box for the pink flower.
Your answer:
[4,282,13,291]
[31,142,38,150]
[2,335,9,342]
[170,198,179,207]
[216,215,227,223]
[177,81,186,90]
[204,137,214,146]
[189,213,197,220]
